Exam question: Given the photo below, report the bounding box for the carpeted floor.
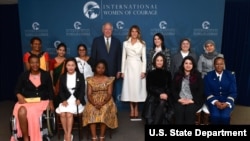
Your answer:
[0,100,144,141]
[1,100,250,141]
[230,105,250,125]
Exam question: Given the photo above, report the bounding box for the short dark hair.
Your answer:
[214,56,225,64]
[179,38,191,51]
[57,42,67,51]
[28,54,40,63]
[30,37,42,44]
[93,59,108,76]
[63,57,80,74]
[77,43,87,52]
[77,44,88,57]
[152,52,166,69]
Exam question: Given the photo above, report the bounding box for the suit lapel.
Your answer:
[212,71,220,82]
[75,73,79,90]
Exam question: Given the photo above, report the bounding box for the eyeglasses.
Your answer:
[78,49,86,51]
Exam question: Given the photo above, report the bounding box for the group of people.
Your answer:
[11,22,120,141]
[143,38,237,125]
[10,22,237,141]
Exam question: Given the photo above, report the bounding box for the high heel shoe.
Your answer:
[64,134,73,141]
[91,136,98,141]
[129,115,135,119]
[99,136,105,141]
[131,110,142,121]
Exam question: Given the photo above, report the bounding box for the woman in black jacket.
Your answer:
[142,53,173,125]
[172,56,204,124]
[55,57,86,141]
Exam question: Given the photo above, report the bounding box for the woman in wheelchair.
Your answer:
[10,54,54,141]
[55,57,85,141]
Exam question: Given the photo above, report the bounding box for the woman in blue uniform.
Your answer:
[204,57,237,125]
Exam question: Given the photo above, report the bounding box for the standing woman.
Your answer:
[75,43,94,79]
[146,32,171,73]
[49,43,67,106]
[75,43,94,101]
[198,40,224,78]
[121,25,147,119]
[171,38,197,76]
[56,58,86,141]
[172,56,204,124]
[23,37,50,71]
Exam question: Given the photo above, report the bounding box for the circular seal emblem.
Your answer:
[54,40,61,48]
[116,21,124,29]
[83,1,100,19]
[159,21,167,29]
[202,21,210,29]
[32,22,40,30]
[74,21,82,29]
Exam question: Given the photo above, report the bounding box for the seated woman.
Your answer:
[204,57,237,125]
[55,57,86,141]
[82,59,118,141]
[11,54,54,141]
[172,56,204,124]
[142,53,173,125]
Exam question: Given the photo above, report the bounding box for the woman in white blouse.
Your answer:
[75,44,94,102]
[56,58,85,141]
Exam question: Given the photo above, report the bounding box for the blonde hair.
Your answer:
[126,25,145,45]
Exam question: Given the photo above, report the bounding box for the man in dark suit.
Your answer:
[91,22,122,101]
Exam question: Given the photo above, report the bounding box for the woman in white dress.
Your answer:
[121,25,147,119]
[56,57,86,141]
[75,44,94,102]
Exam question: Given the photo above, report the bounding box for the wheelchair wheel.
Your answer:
[10,109,55,141]
[45,109,56,137]
[42,134,51,141]
[10,115,19,141]
[9,115,14,135]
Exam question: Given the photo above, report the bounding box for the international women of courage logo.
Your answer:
[83,1,100,19]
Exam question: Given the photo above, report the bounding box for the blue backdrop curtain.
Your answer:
[221,0,250,106]
[0,4,23,102]
[0,1,250,107]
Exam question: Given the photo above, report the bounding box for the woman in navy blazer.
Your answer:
[56,57,85,141]
[204,57,237,125]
